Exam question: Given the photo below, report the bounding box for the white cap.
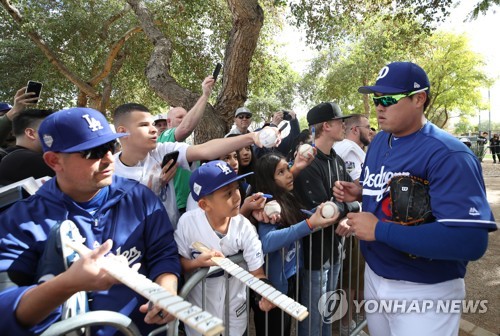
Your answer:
[153,114,167,125]
[235,107,252,117]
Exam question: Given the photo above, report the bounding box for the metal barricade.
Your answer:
[163,227,368,336]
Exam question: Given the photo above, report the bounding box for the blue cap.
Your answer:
[190,160,253,201]
[358,62,430,95]
[38,107,127,153]
[0,102,12,112]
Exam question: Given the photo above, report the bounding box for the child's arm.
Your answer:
[249,267,276,312]
[179,250,224,273]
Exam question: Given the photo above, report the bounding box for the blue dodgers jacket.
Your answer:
[258,220,312,293]
[0,175,180,335]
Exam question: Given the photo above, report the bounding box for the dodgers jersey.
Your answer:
[0,176,180,336]
[360,122,496,284]
[175,208,264,336]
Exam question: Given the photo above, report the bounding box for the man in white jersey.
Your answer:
[112,103,278,228]
[334,114,374,182]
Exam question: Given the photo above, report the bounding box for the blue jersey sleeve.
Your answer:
[375,221,489,260]
[427,152,496,230]
[258,220,311,254]
[0,285,61,335]
[141,191,181,281]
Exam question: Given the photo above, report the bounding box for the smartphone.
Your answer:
[161,151,179,172]
[212,63,222,82]
[26,81,43,103]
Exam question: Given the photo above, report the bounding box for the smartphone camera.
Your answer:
[282,110,292,121]
[26,81,43,104]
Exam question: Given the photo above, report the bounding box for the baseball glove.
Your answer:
[388,175,434,226]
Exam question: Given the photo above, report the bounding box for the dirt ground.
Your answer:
[459,158,499,335]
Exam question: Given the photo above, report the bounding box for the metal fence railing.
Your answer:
[156,227,368,336]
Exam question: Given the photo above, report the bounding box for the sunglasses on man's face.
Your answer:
[78,140,119,160]
[237,114,251,120]
[372,88,428,107]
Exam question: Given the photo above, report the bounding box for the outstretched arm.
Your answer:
[174,76,215,141]
[186,128,279,162]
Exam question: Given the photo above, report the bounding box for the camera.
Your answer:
[282,110,293,121]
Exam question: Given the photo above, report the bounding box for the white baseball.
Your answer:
[298,143,314,158]
[259,128,278,148]
[264,200,281,217]
[321,201,338,219]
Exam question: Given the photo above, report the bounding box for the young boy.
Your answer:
[112,103,278,228]
[174,160,273,336]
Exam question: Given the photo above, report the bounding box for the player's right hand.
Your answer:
[333,180,362,203]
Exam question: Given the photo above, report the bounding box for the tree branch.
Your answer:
[89,26,143,86]
[0,0,100,100]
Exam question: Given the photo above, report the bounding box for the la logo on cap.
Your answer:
[216,162,232,175]
[82,114,103,132]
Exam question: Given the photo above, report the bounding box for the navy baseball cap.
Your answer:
[358,62,430,95]
[38,107,127,153]
[307,102,351,126]
[190,160,253,201]
[0,102,12,112]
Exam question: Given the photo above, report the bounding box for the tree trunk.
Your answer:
[126,0,264,143]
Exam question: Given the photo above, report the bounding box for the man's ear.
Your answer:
[43,152,62,171]
[414,91,427,108]
[116,125,128,134]
[24,127,37,140]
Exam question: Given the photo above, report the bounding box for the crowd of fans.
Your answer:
[0,61,496,336]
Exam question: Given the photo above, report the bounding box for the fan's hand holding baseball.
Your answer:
[292,145,316,171]
[345,212,378,241]
[308,203,340,229]
[255,127,281,148]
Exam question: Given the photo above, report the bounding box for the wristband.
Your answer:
[306,218,313,230]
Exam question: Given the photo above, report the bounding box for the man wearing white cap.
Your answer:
[226,106,253,136]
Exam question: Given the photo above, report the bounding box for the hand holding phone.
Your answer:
[26,81,43,103]
[161,151,179,172]
[212,63,222,82]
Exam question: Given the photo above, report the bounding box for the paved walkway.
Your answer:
[459,158,499,336]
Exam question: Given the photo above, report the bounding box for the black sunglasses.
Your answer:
[78,140,119,160]
[237,114,252,119]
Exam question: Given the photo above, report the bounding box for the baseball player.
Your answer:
[334,62,497,336]
[175,160,273,336]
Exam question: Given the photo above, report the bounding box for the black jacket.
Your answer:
[293,147,352,270]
